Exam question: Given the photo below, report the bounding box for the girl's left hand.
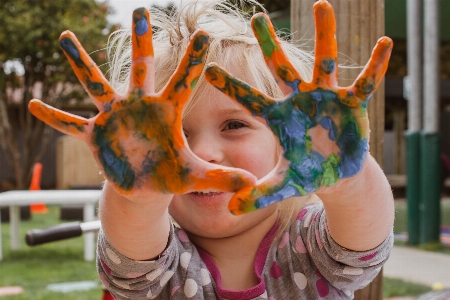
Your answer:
[205,0,393,215]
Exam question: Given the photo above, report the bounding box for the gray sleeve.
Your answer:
[96,222,181,299]
[293,202,393,297]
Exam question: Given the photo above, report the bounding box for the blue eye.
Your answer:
[223,120,247,131]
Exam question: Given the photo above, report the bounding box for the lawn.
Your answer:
[383,277,431,298]
[393,199,450,233]
[393,199,450,254]
[0,205,102,300]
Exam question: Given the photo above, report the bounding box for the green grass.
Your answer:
[393,199,450,234]
[383,277,432,298]
[393,199,450,254]
[0,206,102,300]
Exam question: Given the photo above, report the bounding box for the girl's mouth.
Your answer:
[191,191,221,196]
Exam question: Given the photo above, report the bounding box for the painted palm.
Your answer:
[205,0,393,214]
[29,8,255,198]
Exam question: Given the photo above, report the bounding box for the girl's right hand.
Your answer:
[29,8,256,201]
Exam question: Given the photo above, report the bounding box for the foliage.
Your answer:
[0,0,112,189]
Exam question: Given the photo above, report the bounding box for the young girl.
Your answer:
[29,0,395,299]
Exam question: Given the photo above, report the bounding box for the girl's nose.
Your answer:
[188,135,224,164]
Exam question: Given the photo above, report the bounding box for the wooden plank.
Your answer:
[291,0,386,299]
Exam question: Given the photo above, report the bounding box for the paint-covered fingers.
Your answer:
[59,31,115,112]
[161,30,209,105]
[130,8,155,94]
[205,63,276,116]
[29,99,88,140]
[177,147,257,193]
[251,13,303,95]
[195,167,257,193]
[224,156,291,215]
[312,0,338,87]
[343,37,393,106]
[228,164,291,215]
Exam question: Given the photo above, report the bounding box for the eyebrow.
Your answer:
[220,108,248,115]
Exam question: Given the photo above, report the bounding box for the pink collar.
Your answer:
[196,223,278,300]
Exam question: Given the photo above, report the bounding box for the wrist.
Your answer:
[99,180,173,260]
[316,154,375,198]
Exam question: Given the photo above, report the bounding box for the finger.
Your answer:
[160,30,209,106]
[311,0,338,87]
[176,147,257,193]
[228,156,293,215]
[59,31,115,112]
[204,63,276,117]
[130,8,155,94]
[341,37,393,107]
[28,99,88,140]
[251,13,306,95]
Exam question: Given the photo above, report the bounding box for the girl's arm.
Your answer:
[316,155,395,251]
[99,181,173,260]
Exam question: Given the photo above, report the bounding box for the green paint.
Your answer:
[61,121,86,132]
[190,77,198,89]
[289,182,308,195]
[320,154,340,186]
[304,128,312,154]
[253,16,278,59]
[87,79,107,97]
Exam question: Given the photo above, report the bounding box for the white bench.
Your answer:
[0,190,101,261]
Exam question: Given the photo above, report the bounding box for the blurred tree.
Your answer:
[0,0,112,189]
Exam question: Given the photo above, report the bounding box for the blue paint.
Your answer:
[99,145,135,190]
[255,183,299,209]
[60,38,80,60]
[284,79,301,94]
[133,8,149,36]
[60,37,89,72]
[141,152,157,174]
[319,117,336,141]
[321,58,336,74]
[103,101,113,113]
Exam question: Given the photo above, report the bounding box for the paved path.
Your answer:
[384,246,450,288]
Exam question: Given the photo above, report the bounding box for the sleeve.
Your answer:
[293,201,394,297]
[96,221,181,299]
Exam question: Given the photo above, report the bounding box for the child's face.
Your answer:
[169,80,280,238]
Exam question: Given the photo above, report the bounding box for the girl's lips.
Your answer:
[187,191,231,205]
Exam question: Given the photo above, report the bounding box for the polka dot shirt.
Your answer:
[97,202,393,299]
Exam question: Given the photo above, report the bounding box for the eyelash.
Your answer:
[222,120,248,131]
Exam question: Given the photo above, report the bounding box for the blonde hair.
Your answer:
[106,0,316,239]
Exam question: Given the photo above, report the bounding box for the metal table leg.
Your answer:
[10,206,20,250]
[83,203,95,261]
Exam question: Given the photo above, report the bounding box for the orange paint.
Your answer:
[132,62,147,88]
[132,8,154,60]
[59,31,115,108]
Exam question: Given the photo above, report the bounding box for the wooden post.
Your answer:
[291,0,386,299]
